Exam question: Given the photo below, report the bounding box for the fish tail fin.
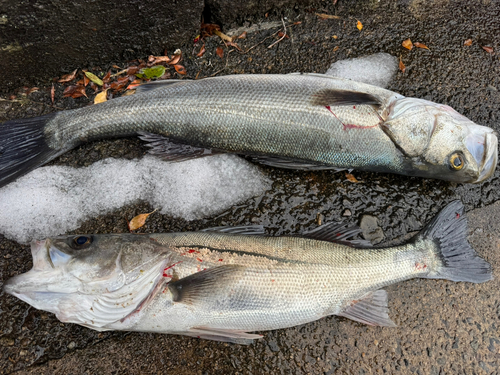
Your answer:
[0,114,59,188]
[418,200,492,283]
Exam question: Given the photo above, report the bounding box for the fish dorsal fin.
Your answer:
[338,289,396,327]
[301,223,372,247]
[185,327,264,344]
[137,132,220,161]
[251,155,344,171]
[311,88,381,108]
[201,225,265,235]
[134,79,190,93]
[168,265,246,305]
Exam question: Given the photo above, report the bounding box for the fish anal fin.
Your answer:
[338,289,396,327]
[186,327,264,344]
[301,223,372,247]
[311,89,381,108]
[168,265,246,305]
[137,132,221,161]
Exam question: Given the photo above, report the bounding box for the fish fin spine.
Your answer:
[417,200,492,283]
[337,289,396,327]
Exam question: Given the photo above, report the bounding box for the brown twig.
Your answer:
[267,18,287,49]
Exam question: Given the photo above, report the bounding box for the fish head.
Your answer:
[4,235,169,328]
[383,98,497,183]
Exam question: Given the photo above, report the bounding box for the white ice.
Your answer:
[0,155,271,244]
[326,53,398,88]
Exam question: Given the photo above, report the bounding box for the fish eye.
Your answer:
[72,235,93,249]
[449,153,464,171]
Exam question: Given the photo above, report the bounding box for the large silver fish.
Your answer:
[0,74,497,188]
[3,201,492,344]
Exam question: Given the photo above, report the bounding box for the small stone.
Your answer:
[359,215,384,244]
[19,350,27,356]
[67,341,76,350]
[343,209,352,217]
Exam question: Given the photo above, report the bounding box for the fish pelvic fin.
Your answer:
[338,289,396,327]
[185,327,264,344]
[418,200,492,283]
[0,114,60,188]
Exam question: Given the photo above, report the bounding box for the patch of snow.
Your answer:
[326,53,398,88]
[0,155,270,244]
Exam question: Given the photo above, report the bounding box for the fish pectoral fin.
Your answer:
[300,223,372,247]
[168,265,246,305]
[137,132,221,161]
[337,289,396,327]
[311,88,381,108]
[201,225,265,235]
[251,155,344,171]
[186,327,264,344]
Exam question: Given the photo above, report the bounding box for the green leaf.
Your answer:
[135,65,166,80]
[84,71,104,86]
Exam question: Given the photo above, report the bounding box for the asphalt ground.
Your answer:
[1,0,500,373]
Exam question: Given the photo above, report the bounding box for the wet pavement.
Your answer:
[1,0,500,373]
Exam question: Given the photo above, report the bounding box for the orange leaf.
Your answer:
[63,85,87,99]
[356,20,363,31]
[464,39,473,46]
[51,84,55,104]
[238,31,247,39]
[196,44,206,57]
[316,13,341,20]
[174,65,187,75]
[482,45,494,54]
[58,69,78,83]
[402,38,413,50]
[94,89,108,104]
[126,79,142,90]
[168,54,182,66]
[216,46,224,58]
[333,46,339,52]
[102,71,112,84]
[83,75,90,86]
[399,56,406,73]
[127,209,157,232]
[414,42,429,50]
[345,172,360,183]
[149,55,171,66]
[127,66,139,75]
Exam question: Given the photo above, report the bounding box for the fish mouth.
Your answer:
[465,127,498,183]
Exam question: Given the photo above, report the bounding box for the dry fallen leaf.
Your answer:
[196,44,206,57]
[83,74,90,86]
[216,46,224,58]
[238,31,247,39]
[102,71,112,84]
[464,39,473,46]
[25,87,39,95]
[482,45,494,54]
[399,56,406,73]
[316,13,341,20]
[414,42,429,50]
[168,54,182,66]
[174,65,187,75]
[94,89,108,104]
[333,46,340,52]
[51,84,55,104]
[345,172,360,183]
[402,38,413,50]
[357,20,363,31]
[58,69,78,83]
[126,79,142,90]
[478,39,494,54]
[200,23,221,37]
[63,85,87,99]
[148,55,171,66]
[214,29,233,42]
[127,209,157,231]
